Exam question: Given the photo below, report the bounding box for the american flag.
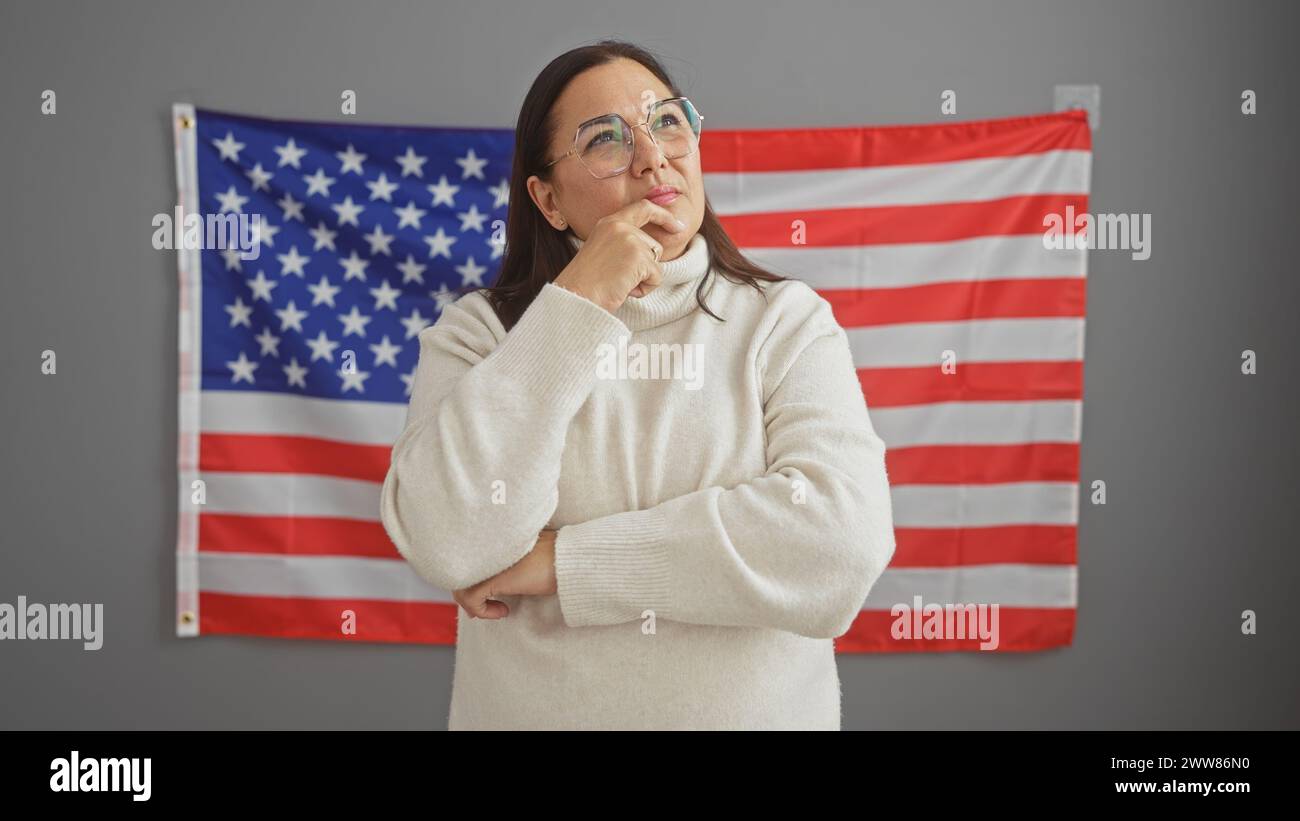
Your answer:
[172,105,1089,651]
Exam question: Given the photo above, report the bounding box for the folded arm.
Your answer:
[380,283,630,592]
[553,293,896,639]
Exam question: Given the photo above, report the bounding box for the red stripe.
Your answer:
[836,606,1076,652]
[198,592,1073,652]
[885,442,1080,485]
[200,593,1074,651]
[701,110,1090,173]
[201,432,389,483]
[199,513,399,558]
[720,194,1089,247]
[891,525,1077,567]
[199,592,458,644]
[859,361,1083,407]
[823,277,1086,327]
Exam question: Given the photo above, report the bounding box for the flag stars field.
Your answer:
[192,110,508,405]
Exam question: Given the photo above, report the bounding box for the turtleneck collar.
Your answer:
[566,230,711,332]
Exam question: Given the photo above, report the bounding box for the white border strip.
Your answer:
[173,103,202,638]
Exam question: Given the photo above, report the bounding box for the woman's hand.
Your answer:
[452,529,558,619]
[553,199,686,314]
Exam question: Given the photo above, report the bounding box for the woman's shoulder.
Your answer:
[713,271,841,340]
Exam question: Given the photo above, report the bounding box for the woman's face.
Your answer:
[526,58,705,261]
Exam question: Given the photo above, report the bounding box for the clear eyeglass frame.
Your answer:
[543,96,704,179]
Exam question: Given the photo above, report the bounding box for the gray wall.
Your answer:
[1,0,1296,729]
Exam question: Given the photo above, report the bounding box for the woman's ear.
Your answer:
[525,174,566,231]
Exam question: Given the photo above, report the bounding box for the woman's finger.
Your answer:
[455,584,509,619]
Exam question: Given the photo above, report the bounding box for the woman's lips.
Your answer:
[645,190,679,205]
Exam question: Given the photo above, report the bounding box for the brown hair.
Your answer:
[460,39,789,332]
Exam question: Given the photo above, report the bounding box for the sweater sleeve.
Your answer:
[552,290,896,639]
[380,282,631,592]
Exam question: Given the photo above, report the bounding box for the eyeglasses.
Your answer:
[544,96,703,179]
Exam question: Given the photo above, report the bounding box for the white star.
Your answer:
[245,163,273,192]
[213,131,246,162]
[216,186,248,214]
[305,330,339,362]
[395,146,428,178]
[307,275,342,307]
[252,219,280,248]
[427,175,459,207]
[331,195,365,227]
[220,247,243,272]
[337,250,369,281]
[226,352,258,384]
[283,356,308,389]
[400,308,431,339]
[457,203,488,233]
[224,296,254,328]
[274,138,307,169]
[275,300,309,333]
[277,192,305,222]
[336,143,367,175]
[308,221,338,252]
[370,278,401,311]
[396,254,426,285]
[400,369,416,396]
[455,148,488,180]
[393,200,427,229]
[277,245,310,277]
[431,284,457,311]
[254,326,281,357]
[456,256,488,287]
[366,172,399,202]
[489,233,505,260]
[338,305,372,337]
[422,227,457,259]
[338,366,370,394]
[369,335,403,367]
[488,177,510,209]
[247,270,278,302]
[303,168,337,198]
[363,224,395,256]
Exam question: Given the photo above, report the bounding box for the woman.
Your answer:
[379,39,896,730]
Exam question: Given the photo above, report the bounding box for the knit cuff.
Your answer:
[553,506,671,628]
[485,282,630,414]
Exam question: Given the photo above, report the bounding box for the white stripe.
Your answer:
[741,235,1086,291]
[199,552,452,602]
[706,149,1090,213]
[202,390,406,445]
[847,317,1084,367]
[199,471,1077,528]
[863,564,1077,609]
[196,552,1071,609]
[890,482,1079,527]
[869,400,1081,448]
[198,472,381,519]
[200,363,1082,455]
[174,103,202,638]
[198,363,1084,450]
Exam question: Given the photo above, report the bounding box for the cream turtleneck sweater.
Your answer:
[379,230,896,729]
